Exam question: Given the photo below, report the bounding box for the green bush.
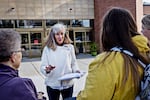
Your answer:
[90,42,98,52]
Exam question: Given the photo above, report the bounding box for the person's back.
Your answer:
[0,29,38,100]
[77,7,150,100]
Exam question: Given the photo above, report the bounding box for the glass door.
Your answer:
[20,32,43,57]
[74,32,86,53]
[30,32,42,57]
[20,32,30,57]
[70,28,92,54]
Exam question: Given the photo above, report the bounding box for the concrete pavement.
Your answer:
[19,53,95,99]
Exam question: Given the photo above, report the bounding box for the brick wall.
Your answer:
[144,5,150,15]
[94,0,143,50]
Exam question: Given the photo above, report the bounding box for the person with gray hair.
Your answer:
[0,29,38,100]
[40,23,80,100]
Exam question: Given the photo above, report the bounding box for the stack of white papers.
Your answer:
[58,72,86,81]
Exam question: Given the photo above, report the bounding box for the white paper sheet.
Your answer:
[58,72,86,81]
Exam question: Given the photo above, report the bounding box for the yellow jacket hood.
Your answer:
[132,35,150,52]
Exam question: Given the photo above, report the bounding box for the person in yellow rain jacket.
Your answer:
[77,7,150,100]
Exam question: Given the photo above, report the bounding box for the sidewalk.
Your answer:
[19,53,95,99]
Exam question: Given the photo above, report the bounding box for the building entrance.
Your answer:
[68,27,93,54]
[20,31,43,57]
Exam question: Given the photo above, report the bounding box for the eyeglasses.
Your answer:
[12,48,25,53]
[142,25,150,30]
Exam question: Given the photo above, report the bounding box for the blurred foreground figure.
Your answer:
[0,29,38,100]
[77,7,150,100]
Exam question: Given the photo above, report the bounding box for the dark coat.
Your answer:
[0,64,38,100]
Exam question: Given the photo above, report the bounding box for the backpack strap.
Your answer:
[110,47,149,68]
[111,47,150,99]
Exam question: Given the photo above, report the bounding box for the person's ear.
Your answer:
[10,53,16,63]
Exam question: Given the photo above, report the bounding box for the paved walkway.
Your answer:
[19,53,95,99]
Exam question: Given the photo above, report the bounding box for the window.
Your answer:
[0,20,14,28]
[58,20,70,26]
[72,19,94,27]
[46,20,58,27]
[15,20,42,28]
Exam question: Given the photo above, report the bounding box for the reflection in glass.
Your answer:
[31,45,42,57]
[58,20,70,26]
[82,20,90,27]
[15,20,42,28]
[30,33,41,44]
[21,34,29,44]
[75,32,84,42]
[0,20,13,28]
[21,45,29,57]
[72,19,93,27]
[46,20,58,27]
[31,45,41,49]
[86,32,92,41]
[72,20,82,27]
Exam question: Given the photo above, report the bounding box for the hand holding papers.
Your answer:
[58,72,86,81]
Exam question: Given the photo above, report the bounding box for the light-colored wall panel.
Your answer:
[0,0,94,19]
[17,8,26,16]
